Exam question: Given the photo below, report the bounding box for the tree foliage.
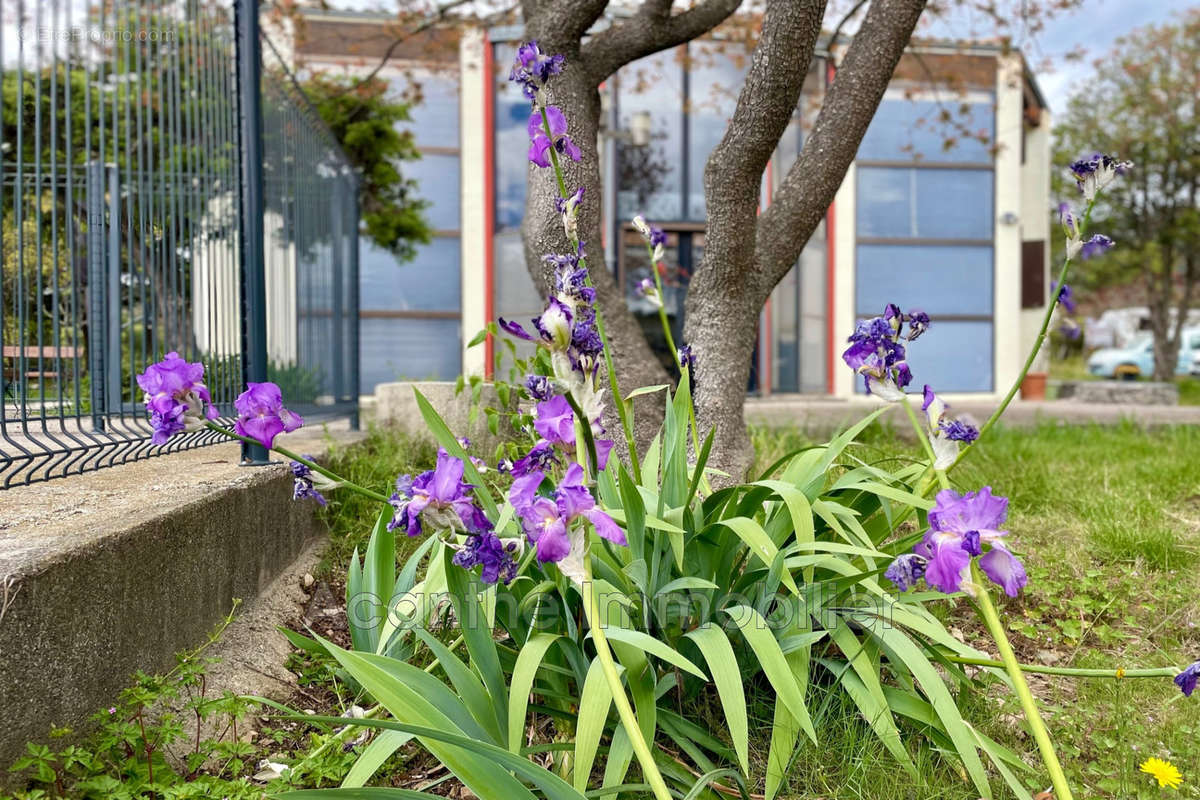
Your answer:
[301,74,433,262]
[1054,9,1200,379]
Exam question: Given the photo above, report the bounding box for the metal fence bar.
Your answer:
[0,0,359,487]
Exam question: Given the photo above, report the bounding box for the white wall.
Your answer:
[459,27,489,377]
[832,163,857,399]
[1021,100,1052,374]
[992,54,1025,396]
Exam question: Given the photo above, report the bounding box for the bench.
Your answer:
[2,345,80,399]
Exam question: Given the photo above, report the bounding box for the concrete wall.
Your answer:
[0,436,343,776]
[460,28,490,378]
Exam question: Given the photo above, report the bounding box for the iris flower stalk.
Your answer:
[630,218,703,465]
[203,420,390,504]
[899,387,1073,799]
[535,106,641,484]
[532,59,671,800]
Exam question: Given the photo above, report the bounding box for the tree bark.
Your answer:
[687,0,926,479]
[518,0,743,449]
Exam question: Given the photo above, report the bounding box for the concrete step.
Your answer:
[0,421,362,774]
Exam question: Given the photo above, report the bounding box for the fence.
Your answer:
[0,0,359,487]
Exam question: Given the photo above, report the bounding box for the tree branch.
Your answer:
[579,0,744,84]
[755,0,926,292]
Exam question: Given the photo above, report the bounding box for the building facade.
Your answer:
[286,11,1052,400]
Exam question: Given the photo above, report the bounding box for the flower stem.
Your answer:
[581,544,672,800]
[954,200,1097,463]
[539,105,640,483]
[944,654,1176,679]
[645,241,703,459]
[204,421,391,504]
[970,562,1074,800]
[899,396,939,471]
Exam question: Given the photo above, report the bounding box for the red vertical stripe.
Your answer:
[824,59,837,396]
[482,32,496,379]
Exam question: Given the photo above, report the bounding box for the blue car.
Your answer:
[1086,328,1200,379]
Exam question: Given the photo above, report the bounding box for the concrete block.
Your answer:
[375,381,515,453]
[0,424,360,777]
[1056,380,1179,405]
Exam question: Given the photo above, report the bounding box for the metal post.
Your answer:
[86,161,107,431]
[330,176,345,406]
[106,165,122,413]
[234,0,270,464]
[347,172,361,431]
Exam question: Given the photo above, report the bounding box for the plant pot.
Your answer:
[1020,372,1047,400]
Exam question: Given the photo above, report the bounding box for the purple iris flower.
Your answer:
[532,395,613,470]
[453,532,519,585]
[906,310,930,341]
[648,225,668,249]
[136,352,220,445]
[678,344,695,370]
[388,449,490,537]
[511,439,560,477]
[525,375,556,401]
[843,306,915,400]
[885,553,926,592]
[1052,281,1077,313]
[528,106,581,168]
[290,458,327,506]
[917,487,1027,597]
[534,395,576,445]
[509,463,626,564]
[1069,153,1133,200]
[941,419,979,443]
[233,382,303,450]
[556,186,585,240]
[533,297,575,349]
[1079,234,1114,260]
[1175,661,1200,697]
[509,40,564,102]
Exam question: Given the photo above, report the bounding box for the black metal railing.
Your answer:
[0,0,359,487]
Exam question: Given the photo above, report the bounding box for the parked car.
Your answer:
[1086,327,1200,379]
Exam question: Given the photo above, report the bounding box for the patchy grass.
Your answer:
[298,421,1200,798]
[313,424,437,574]
[754,420,1200,798]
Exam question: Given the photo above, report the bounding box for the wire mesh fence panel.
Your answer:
[0,0,358,487]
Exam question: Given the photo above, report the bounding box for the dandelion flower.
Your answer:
[1140,757,1183,789]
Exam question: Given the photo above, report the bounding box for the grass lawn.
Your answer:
[314,420,1200,799]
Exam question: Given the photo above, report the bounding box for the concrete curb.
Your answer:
[0,424,361,776]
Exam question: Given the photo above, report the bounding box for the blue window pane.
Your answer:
[407,154,460,230]
[686,47,746,219]
[859,98,994,163]
[856,244,992,316]
[399,70,459,148]
[495,72,528,230]
[617,50,683,220]
[905,321,993,392]
[359,237,460,311]
[360,318,461,393]
[494,230,543,319]
[857,168,993,240]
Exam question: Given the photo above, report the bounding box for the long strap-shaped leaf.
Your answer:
[683,624,749,776]
[446,565,509,740]
[507,633,562,753]
[723,606,816,745]
[339,730,413,789]
[282,789,443,798]
[826,621,916,776]
[313,641,537,800]
[866,624,993,798]
[414,628,502,745]
[279,713,590,800]
[574,658,616,792]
